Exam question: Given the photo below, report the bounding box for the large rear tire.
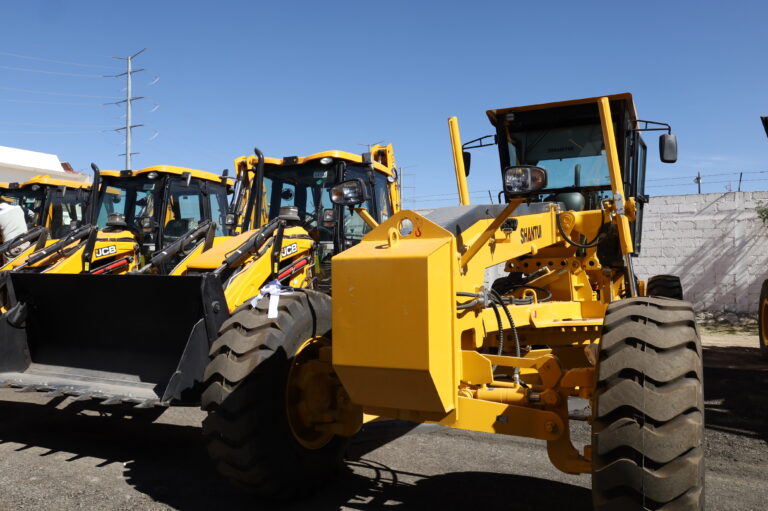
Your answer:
[592,297,704,510]
[201,290,348,497]
[759,279,768,360]
[646,274,684,300]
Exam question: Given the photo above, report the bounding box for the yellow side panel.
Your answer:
[332,216,456,415]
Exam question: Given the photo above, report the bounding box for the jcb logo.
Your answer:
[94,245,117,258]
[280,243,298,258]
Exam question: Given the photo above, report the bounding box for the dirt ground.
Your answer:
[0,331,764,510]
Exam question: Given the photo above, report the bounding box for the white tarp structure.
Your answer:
[0,146,89,184]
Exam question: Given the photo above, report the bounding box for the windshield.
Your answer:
[2,187,45,228]
[507,123,611,189]
[47,188,87,237]
[263,164,337,239]
[96,177,160,230]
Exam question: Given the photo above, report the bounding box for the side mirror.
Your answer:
[761,116,768,139]
[462,151,471,177]
[330,179,368,206]
[659,134,677,163]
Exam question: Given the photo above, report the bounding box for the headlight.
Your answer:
[330,179,367,206]
[319,157,333,165]
[147,171,159,179]
[503,165,548,195]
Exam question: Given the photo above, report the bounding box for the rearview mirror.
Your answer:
[462,151,471,177]
[659,134,677,163]
[761,116,768,139]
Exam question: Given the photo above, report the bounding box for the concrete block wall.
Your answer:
[635,191,768,313]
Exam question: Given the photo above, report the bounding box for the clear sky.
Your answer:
[1,0,766,207]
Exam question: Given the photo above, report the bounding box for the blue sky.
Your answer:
[1,0,766,207]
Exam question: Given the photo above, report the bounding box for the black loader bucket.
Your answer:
[0,273,228,407]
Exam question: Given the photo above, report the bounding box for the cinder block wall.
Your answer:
[635,191,768,313]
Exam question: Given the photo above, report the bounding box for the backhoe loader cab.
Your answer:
[238,148,397,286]
[94,166,230,263]
[2,175,90,235]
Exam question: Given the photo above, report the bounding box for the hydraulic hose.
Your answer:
[491,289,521,385]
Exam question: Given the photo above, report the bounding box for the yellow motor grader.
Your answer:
[328,94,703,510]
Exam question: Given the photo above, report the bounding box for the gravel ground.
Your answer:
[0,333,764,510]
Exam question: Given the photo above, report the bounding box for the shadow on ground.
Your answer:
[0,400,590,510]
[703,346,768,443]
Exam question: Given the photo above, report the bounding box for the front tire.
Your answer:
[759,280,768,359]
[201,290,347,497]
[592,297,704,510]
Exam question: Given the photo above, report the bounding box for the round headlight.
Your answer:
[147,171,159,179]
[319,157,333,165]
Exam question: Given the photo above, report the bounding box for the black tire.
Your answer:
[759,280,768,360]
[592,297,704,510]
[647,274,684,300]
[201,289,347,497]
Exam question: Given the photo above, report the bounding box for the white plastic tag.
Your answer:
[268,294,280,318]
[251,279,295,318]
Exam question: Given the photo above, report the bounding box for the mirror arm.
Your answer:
[353,207,379,229]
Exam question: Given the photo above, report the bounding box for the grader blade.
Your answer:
[0,273,228,406]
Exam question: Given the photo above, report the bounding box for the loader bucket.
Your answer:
[0,273,228,406]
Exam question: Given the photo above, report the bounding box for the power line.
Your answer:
[0,50,118,70]
[0,121,112,128]
[0,86,117,99]
[647,169,768,182]
[0,130,104,135]
[0,98,101,106]
[0,65,102,78]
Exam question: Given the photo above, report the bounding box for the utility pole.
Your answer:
[106,49,146,170]
[694,171,701,194]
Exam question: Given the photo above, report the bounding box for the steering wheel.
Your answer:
[298,212,333,235]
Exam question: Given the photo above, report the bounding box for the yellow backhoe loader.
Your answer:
[0,146,398,428]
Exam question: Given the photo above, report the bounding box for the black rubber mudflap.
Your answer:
[0,273,227,404]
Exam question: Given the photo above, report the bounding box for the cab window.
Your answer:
[343,166,376,242]
[374,173,392,221]
[164,179,205,241]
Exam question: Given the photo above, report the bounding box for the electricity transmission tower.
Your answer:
[106,49,146,170]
